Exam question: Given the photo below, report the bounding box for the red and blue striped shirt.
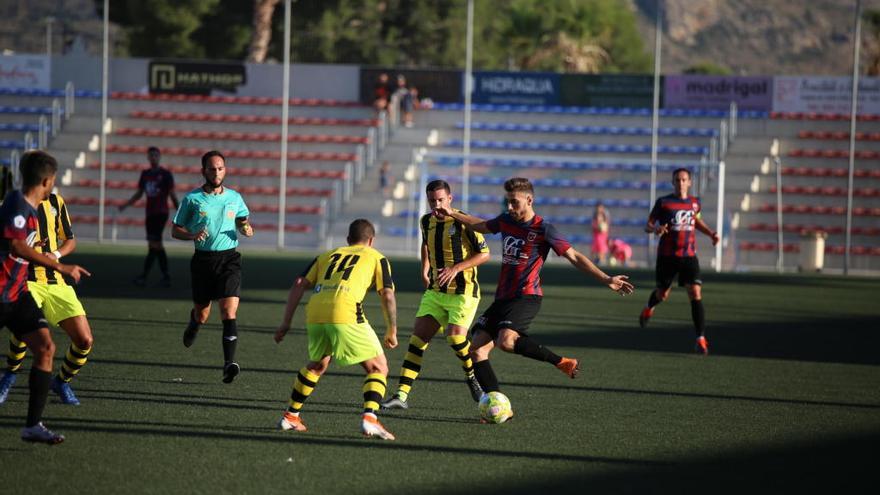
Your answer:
[0,190,39,303]
[486,213,571,300]
[650,194,702,258]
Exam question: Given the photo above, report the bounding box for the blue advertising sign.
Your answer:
[470,71,561,105]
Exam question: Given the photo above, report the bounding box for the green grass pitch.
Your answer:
[2,244,878,494]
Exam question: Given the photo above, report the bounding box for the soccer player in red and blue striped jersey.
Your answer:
[640,168,720,354]
[434,178,633,403]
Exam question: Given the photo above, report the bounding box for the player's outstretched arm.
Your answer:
[51,238,76,259]
[436,251,490,287]
[119,187,144,212]
[695,217,720,246]
[561,247,634,295]
[10,239,91,284]
[420,243,431,288]
[434,206,492,234]
[275,276,313,343]
[379,287,398,349]
[645,219,669,236]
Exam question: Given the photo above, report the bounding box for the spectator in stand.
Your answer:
[401,86,420,128]
[379,161,393,198]
[591,203,610,264]
[373,73,394,114]
[609,238,633,267]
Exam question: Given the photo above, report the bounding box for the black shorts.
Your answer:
[190,249,242,305]
[0,292,50,339]
[471,296,542,339]
[145,213,169,241]
[656,256,702,289]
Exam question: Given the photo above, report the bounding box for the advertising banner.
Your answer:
[0,55,51,90]
[148,60,246,95]
[773,76,880,115]
[360,67,462,105]
[664,75,773,111]
[560,74,657,108]
[471,71,560,105]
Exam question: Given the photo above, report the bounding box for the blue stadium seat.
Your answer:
[431,102,766,119]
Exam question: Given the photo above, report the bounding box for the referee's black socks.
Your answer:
[513,335,562,365]
[222,319,238,363]
[691,299,706,337]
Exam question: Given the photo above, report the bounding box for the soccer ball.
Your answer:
[479,391,513,424]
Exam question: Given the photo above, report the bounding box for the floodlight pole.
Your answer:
[98,0,109,242]
[278,0,291,249]
[462,0,474,212]
[845,0,862,275]
[46,17,54,58]
[648,0,662,265]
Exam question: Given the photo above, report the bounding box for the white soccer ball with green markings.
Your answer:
[479,391,513,424]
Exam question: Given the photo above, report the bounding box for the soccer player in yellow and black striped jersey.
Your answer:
[382,180,490,410]
[0,192,94,406]
[273,219,399,440]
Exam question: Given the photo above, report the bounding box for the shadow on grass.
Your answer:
[0,415,667,467]
[530,314,880,365]
[76,358,880,410]
[467,430,878,494]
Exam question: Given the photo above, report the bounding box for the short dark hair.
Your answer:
[201,150,225,170]
[19,150,58,190]
[347,218,375,244]
[147,146,160,154]
[425,179,450,194]
[672,168,692,180]
[503,177,534,196]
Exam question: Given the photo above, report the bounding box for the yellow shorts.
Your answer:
[26,282,86,327]
[415,290,480,331]
[306,322,383,367]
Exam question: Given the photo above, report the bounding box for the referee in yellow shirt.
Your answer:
[0,192,94,406]
[273,219,399,440]
[382,179,490,410]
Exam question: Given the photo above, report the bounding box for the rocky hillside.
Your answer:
[0,0,873,77]
[634,0,866,76]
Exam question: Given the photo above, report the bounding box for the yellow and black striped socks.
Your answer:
[7,336,27,373]
[446,334,475,378]
[363,373,387,414]
[396,335,429,401]
[58,343,91,383]
[287,367,321,415]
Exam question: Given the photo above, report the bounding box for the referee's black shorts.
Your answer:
[655,255,702,289]
[0,292,50,339]
[471,295,542,339]
[190,249,242,304]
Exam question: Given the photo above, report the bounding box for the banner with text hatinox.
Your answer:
[664,75,773,111]
[0,55,50,90]
[773,76,880,115]
[470,71,561,105]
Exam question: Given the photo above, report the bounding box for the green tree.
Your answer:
[98,0,651,73]
[99,0,223,58]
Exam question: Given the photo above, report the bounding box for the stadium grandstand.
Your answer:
[1,1,878,276]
